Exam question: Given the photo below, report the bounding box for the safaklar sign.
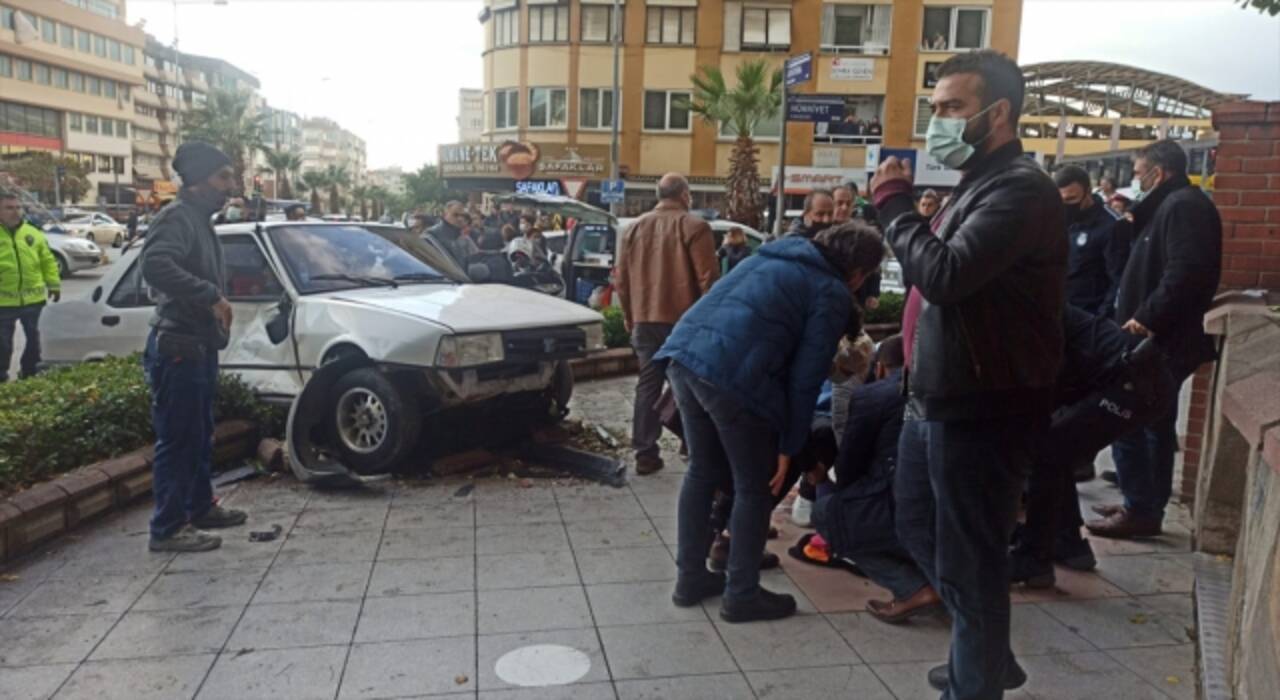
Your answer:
[439,142,609,180]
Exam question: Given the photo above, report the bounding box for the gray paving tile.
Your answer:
[341,638,477,699]
[293,505,389,533]
[576,546,675,585]
[554,490,647,523]
[379,526,476,561]
[42,538,173,579]
[1039,597,1193,649]
[585,581,707,626]
[198,644,348,700]
[92,606,242,660]
[163,532,283,574]
[476,494,563,526]
[0,613,119,666]
[1017,651,1171,699]
[1096,554,1196,596]
[219,483,312,512]
[479,585,593,634]
[356,591,476,643]
[227,600,361,650]
[828,610,952,664]
[565,519,662,550]
[478,551,580,591]
[631,491,678,522]
[254,561,374,604]
[276,529,382,565]
[5,572,155,617]
[0,663,76,700]
[368,557,475,597]
[1010,604,1096,656]
[747,665,895,700]
[598,621,737,680]
[478,628,609,690]
[868,660,946,700]
[479,682,616,700]
[615,673,753,700]
[132,568,263,612]
[303,486,396,510]
[385,501,475,530]
[699,569,819,616]
[714,614,861,671]
[1107,644,1197,700]
[391,482,475,508]
[55,654,215,700]
[476,524,570,556]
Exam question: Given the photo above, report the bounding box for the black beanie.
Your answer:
[173,141,232,187]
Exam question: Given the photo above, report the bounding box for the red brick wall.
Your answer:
[1180,100,1280,501]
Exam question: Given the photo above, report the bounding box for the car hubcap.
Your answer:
[336,387,388,454]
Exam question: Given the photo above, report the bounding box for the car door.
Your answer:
[97,252,159,357]
[218,234,304,399]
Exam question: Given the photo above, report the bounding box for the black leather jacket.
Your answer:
[876,141,1067,421]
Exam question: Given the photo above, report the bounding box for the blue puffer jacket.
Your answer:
[656,237,853,455]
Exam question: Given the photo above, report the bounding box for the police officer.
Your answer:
[141,142,248,552]
[1054,165,1129,316]
[0,191,61,382]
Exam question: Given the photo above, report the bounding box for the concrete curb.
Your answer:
[0,420,258,565]
[571,347,639,380]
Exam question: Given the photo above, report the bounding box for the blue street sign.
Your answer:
[787,95,845,123]
[56,165,66,177]
[601,179,626,204]
[515,180,562,196]
[785,53,813,87]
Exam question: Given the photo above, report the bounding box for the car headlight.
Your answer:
[580,323,605,351]
[436,333,505,368]
[64,239,99,253]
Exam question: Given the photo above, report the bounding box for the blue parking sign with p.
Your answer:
[601,179,626,204]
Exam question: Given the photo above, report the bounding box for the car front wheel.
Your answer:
[330,368,421,475]
[55,254,70,278]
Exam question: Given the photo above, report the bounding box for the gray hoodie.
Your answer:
[141,194,228,348]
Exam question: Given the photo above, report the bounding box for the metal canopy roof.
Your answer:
[1021,61,1246,120]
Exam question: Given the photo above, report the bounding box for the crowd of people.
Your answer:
[615,49,1222,699]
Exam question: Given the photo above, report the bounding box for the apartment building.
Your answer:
[449,0,1022,209]
[458,88,486,142]
[0,0,144,205]
[366,166,407,197]
[302,117,367,187]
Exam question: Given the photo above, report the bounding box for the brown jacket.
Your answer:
[615,200,719,328]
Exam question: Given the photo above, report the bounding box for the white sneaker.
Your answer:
[790,496,814,527]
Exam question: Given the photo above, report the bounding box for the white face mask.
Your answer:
[925,102,998,170]
[225,206,243,223]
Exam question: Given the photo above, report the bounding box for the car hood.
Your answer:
[323,284,602,333]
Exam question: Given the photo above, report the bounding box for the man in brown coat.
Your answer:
[615,173,719,474]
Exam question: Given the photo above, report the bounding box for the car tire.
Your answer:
[55,254,70,279]
[541,360,574,424]
[330,368,421,475]
[113,232,123,248]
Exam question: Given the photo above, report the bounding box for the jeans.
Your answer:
[631,323,674,460]
[0,304,44,382]
[1111,408,1179,520]
[144,328,218,539]
[813,493,927,600]
[668,362,777,603]
[894,418,937,589]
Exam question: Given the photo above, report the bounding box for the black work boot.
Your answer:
[1009,549,1055,589]
[672,571,726,608]
[719,586,797,623]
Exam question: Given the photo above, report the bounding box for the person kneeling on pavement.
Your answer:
[142,141,249,552]
[794,335,943,624]
[657,222,884,623]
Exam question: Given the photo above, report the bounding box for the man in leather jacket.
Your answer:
[870,51,1066,699]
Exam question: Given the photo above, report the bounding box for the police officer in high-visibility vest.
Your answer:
[0,190,61,382]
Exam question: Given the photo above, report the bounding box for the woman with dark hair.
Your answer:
[657,222,885,623]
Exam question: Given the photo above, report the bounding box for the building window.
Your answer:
[922,7,989,51]
[493,7,518,47]
[0,7,11,30]
[98,155,112,174]
[914,96,932,137]
[53,68,68,89]
[581,4,618,43]
[494,88,519,130]
[741,6,790,50]
[84,115,99,134]
[0,55,9,79]
[107,39,121,62]
[35,64,50,86]
[646,6,695,45]
[529,4,569,43]
[93,34,106,58]
[643,90,691,132]
[60,23,74,48]
[100,119,113,137]
[529,87,567,128]
[0,101,61,138]
[87,76,101,96]
[821,4,891,55]
[77,29,90,52]
[41,17,56,43]
[16,59,31,81]
[71,72,85,92]
[69,113,82,132]
[813,95,885,144]
[579,88,615,130]
[117,120,128,138]
[103,80,116,99]
[123,45,135,65]
[89,0,119,19]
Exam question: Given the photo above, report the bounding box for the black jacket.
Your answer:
[833,368,906,488]
[141,194,227,348]
[1114,175,1221,376]
[877,141,1067,421]
[1065,196,1128,316]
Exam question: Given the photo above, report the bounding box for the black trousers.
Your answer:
[0,304,44,382]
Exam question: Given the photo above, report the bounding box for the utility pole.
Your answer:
[773,86,788,237]
[608,0,621,216]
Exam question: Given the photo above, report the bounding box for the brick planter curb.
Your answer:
[570,347,639,381]
[0,419,258,565]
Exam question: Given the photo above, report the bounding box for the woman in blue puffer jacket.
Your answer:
[657,221,885,623]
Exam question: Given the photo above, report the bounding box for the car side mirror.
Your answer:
[266,294,293,345]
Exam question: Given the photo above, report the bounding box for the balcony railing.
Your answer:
[812,133,884,146]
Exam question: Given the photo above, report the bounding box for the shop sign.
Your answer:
[770,166,865,194]
[439,141,609,180]
[515,180,562,196]
[787,95,845,123]
[830,57,875,82]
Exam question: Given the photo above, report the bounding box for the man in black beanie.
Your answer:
[141,141,247,552]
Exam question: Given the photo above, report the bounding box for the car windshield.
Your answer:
[269,225,448,294]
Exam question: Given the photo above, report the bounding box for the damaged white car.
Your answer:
[40,222,606,481]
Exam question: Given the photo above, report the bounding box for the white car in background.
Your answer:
[44,231,103,278]
[61,212,127,248]
[40,221,604,477]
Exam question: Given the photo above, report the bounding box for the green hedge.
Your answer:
[0,356,284,493]
[601,306,630,349]
[865,290,905,326]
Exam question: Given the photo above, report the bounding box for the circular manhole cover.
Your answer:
[494,644,592,687]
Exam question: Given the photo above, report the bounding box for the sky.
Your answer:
[126,0,1280,172]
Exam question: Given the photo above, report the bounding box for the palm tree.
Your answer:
[181,89,267,187]
[300,170,327,214]
[367,186,389,220]
[350,185,372,221]
[324,165,350,215]
[688,60,783,230]
[261,147,303,200]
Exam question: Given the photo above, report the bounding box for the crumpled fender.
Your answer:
[286,355,391,487]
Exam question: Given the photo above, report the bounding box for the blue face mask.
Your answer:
[925,102,998,170]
